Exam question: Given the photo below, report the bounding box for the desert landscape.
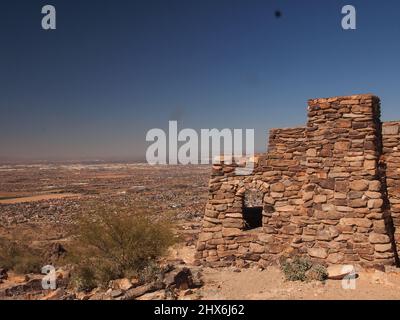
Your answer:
[0,162,208,299]
[3,0,400,308]
[1,162,400,300]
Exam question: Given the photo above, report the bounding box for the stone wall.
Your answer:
[303,95,393,266]
[382,121,400,264]
[196,94,400,268]
[195,126,308,267]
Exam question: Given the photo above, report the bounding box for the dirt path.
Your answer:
[195,266,400,300]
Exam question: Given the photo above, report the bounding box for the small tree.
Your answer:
[69,208,175,289]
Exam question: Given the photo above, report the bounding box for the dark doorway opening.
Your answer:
[243,207,263,230]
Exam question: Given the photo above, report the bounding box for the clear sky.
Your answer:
[1,0,400,161]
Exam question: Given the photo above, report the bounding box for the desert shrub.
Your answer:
[70,265,97,292]
[68,209,175,290]
[280,256,312,281]
[280,256,327,282]
[0,238,43,274]
[306,264,328,281]
[137,261,163,284]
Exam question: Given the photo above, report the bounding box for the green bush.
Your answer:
[69,209,175,290]
[0,238,43,274]
[280,256,327,282]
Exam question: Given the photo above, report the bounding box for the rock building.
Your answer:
[195,94,400,268]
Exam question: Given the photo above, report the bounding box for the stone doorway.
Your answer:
[243,207,263,230]
[243,188,264,230]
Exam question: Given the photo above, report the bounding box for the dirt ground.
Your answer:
[167,243,400,300]
[196,267,400,300]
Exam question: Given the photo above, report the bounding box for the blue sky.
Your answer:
[1,0,400,161]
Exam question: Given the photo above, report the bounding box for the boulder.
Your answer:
[110,278,134,291]
[110,289,124,298]
[136,290,168,300]
[40,288,65,300]
[55,268,71,288]
[122,282,164,300]
[3,278,43,297]
[327,265,356,280]
[163,267,193,290]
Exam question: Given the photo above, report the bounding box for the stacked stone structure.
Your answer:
[196,94,400,268]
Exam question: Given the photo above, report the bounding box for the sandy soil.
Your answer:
[194,267,400,300]
[0,193,80,204]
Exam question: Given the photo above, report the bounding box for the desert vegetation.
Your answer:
[68,207,176,291]
[0,237,44,275]
[280,256,328,282]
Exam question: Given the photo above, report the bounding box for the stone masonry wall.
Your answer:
[382,121,400,264]
[304,95,394,266]
[196,94,399,269]
[194,127,308,267]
